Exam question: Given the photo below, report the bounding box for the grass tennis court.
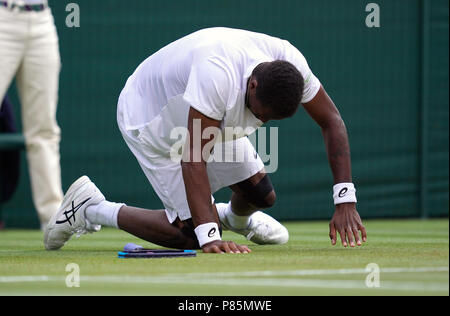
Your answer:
[0,219,448,296]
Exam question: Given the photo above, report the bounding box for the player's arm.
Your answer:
[302,86,367,247]
[181,107,251,254]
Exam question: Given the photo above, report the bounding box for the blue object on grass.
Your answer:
[123,242,143,252]
[118,248,197,258]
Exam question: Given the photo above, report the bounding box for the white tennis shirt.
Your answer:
[119,27,320,154]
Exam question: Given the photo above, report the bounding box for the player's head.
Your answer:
[246,60,304,122]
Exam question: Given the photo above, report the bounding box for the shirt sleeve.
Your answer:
[183,60,231,121]
[281,40,321,104]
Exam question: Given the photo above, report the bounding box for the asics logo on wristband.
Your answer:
[208,228,217,238]
[338,188,348,198]
[333,183,357,205]
[195,223,221,247]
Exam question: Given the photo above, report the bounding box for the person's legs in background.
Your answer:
[16,9,63,229]
[0,7,26,229]
[0,96,21,229]
[0,6,24,110]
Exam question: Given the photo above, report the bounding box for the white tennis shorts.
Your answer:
[117,105,264,223]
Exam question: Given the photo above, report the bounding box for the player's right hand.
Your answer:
[202,240,251,254]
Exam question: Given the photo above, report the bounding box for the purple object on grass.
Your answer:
[123,243,143,252]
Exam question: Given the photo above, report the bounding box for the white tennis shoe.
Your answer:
[218,205,289,245]
[44,176,105,250]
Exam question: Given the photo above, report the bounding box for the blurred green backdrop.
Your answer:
[2,0,448,228]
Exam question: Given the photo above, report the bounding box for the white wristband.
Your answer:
[333,183,357,205]
[194,222,221,247]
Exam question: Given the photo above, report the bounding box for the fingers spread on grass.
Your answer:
[329,222,337,245]
[346,227,355,247]
[339,228,347,247]
[354,226,362,246]
[227,242,241,253]
[220,241,232,253]
[214,245,225,254]
[229,241,251,254]
[360,225,367,242]
[352,226,361,246]
[237,244,251,254]
[203,245,224,254]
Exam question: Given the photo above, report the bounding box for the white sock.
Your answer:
[85,201,125,229]
[223,201,251,229]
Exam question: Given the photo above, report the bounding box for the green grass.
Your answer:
[0,219,448,296]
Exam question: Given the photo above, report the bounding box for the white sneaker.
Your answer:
[218,207,289,245]
[44,176,105,250]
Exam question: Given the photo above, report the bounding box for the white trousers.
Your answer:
[0,7,63,225]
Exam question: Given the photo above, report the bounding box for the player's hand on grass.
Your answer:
[329,203,367,247]
[202,240,251,254]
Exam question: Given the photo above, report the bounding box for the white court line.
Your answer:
[78,276,448,292]
[0,276,55,283]
[178,266,450,278]
[0,276,448,292]
[0,267,448,292]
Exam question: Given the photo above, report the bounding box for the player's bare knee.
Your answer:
[264,190,276,208]
[251,189,276,209]
[238,174,275,209]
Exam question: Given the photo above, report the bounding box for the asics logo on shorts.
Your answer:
[56,198,91,226]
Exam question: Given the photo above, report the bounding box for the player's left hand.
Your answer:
[202,240,251,254]
[329,203,367,247]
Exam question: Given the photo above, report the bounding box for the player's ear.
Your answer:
[249,77,258,90]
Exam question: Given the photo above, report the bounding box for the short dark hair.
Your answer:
[252,60,304,118]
